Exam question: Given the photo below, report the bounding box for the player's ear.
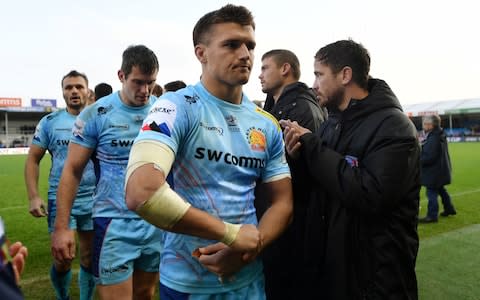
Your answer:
[195,44,207,64]
[118,70,125,83]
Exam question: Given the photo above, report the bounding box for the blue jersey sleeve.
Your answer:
[135,93,191,154]
[72,105,99,149]
[31,114,50,149]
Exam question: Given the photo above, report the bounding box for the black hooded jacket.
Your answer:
[420,127,452,188]
[298,79,420,299]
[255,81,327,300]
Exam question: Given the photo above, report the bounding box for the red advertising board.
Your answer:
[0,97,22,107]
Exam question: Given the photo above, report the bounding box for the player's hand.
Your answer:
[9,241,28,284]
[229,224,263,257]
[193,242,247,280]
[51,228,76,264]
[279,119,310,159]
[29,196,48,217]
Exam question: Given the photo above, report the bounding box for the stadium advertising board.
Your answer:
[31,98,57,108]
[0,97,22,107]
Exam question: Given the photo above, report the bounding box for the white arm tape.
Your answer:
[125,140,175,187]
[136,182,191,229]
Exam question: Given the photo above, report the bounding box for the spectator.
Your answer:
[280,39,420,299]
[256,48,326,299]
[418,114,456,223]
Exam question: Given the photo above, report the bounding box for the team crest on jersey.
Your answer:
[246,127,266,152]
[73,119,85,141]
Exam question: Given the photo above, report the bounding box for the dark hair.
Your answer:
[164,80,187,92]
[121,45,159,78]
[262,49,301,80]
[314,39,370,89]
[193,4,255,46]
[61,70,88,88]
[94,82,113,100]
[152,84,163,97]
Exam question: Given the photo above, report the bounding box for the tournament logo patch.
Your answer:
[141,121,171,137]
[141,100,177,137]
[33,125,42,142]
[72,119,85,141]
[246,127,266,152]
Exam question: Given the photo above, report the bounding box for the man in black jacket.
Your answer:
[418,115,456,223]
[257,49,326,300]
[280,40,420,299]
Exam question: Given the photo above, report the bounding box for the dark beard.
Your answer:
[325,86,345,112]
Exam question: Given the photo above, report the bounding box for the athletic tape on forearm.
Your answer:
[221,222,242,246]
[136,182,191,229]
[125,140,175,187]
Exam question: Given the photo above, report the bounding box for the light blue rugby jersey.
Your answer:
[135,82,290,294]
[71,91,155,218]
[32,109,95,215]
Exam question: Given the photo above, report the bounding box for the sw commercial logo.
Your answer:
[194,147,265,168]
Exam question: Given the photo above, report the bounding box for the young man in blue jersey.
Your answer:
[51,45,163,300]
[25,70,96,300]
[125,4,293,299]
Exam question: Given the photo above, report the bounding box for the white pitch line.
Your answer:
[21,269,79,286]
[0,205,26,211]
[450,188,480,197]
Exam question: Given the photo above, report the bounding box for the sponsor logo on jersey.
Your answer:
[225,114,240,132]
[194,147,265,169]
[184,94,199,104]
[97,105,113,115]
[109,124,129,130]
[199,122,224,136]
[133,115,145,124]
[54,128,72,131]
[246,127,266,152]
[110,139,134,147]
[73,119,85,141]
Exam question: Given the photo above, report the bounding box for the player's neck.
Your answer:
[66,106,82,116]
[201,78,243,105]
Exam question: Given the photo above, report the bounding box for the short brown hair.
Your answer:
[193,4,255,46]
[262,49,301,80]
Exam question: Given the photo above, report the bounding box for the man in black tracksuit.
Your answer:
[281,40,420,299]
[256,49,326,300]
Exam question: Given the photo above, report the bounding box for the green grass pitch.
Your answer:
[1,143,479,299]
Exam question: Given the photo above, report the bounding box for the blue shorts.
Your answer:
[159,277,265,300]
[47,200,93,233]
[92,217,163,285]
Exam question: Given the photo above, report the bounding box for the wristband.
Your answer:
[220,222,241,246]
